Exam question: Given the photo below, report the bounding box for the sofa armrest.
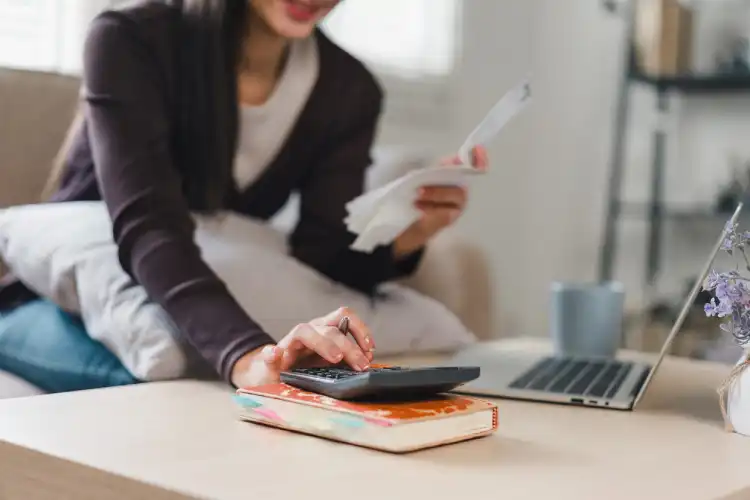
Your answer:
[0,68,80,208]
[398,228,492,340]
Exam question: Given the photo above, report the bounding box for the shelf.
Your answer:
[598,0,750,285]
[630,71,750,93]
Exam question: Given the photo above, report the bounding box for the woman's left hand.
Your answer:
[393,146,489,258]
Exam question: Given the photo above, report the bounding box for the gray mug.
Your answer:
[549,281,625,358]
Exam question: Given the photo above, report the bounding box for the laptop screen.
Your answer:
[633,202,745,406]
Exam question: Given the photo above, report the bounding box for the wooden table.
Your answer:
[0,339,748,500]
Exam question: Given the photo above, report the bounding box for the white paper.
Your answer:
[347,167,482,252]
[346,78,532,253]
[350,204,422,252]
[458,78,532,164]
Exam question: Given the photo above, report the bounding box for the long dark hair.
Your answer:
[45,0,249,212]
[174,0,248,211]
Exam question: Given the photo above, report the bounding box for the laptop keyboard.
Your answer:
[508,357,634,399]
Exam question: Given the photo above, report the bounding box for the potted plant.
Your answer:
[702,219,750,435]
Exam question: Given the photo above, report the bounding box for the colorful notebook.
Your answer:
[233,383,499,453]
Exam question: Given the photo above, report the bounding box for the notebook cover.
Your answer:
[235,382,498,427]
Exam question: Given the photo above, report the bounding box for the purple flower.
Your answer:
[704,301,716,316]
[736,281,750,306]
[720,220,750,251]
[703,270,721,290]
[718,298,734,317]
[704,216,750,346]
[715,280,729,299]
[705,297,733,318]
[716,280,748,303]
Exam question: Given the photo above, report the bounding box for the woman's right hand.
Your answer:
[230,307,376,388]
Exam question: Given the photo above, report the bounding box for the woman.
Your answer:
[0,0,488,392]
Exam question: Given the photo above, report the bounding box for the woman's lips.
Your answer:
[284,0,319,23]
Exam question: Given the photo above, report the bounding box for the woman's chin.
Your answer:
[272,21,318,39]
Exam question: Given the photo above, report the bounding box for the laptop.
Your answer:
[444,202,743,410]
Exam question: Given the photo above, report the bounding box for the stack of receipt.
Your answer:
[345,79,533,253]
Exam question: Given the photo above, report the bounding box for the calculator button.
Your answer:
[290,365,408,380]
[291,368,359,379]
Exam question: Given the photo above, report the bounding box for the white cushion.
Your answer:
[0,202,477,381]
[0,370,44,399]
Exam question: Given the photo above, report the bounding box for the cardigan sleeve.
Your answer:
[82,12,274,382]
[290,79,424,295]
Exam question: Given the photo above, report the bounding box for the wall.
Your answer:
[376,0,750,340]
[376,0,535,338]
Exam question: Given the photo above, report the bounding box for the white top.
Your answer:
[233,35,320,190]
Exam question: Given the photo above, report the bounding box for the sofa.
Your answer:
[0,67,493,396]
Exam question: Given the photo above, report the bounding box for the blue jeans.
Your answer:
[0,300,139,393]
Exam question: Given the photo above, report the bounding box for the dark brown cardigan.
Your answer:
[0,2,422,382]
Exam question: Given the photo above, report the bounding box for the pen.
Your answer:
[336,316,351,368]
[337,316,349,336]
[339,315,374,363]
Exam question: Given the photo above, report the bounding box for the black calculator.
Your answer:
[279,365,480,401]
